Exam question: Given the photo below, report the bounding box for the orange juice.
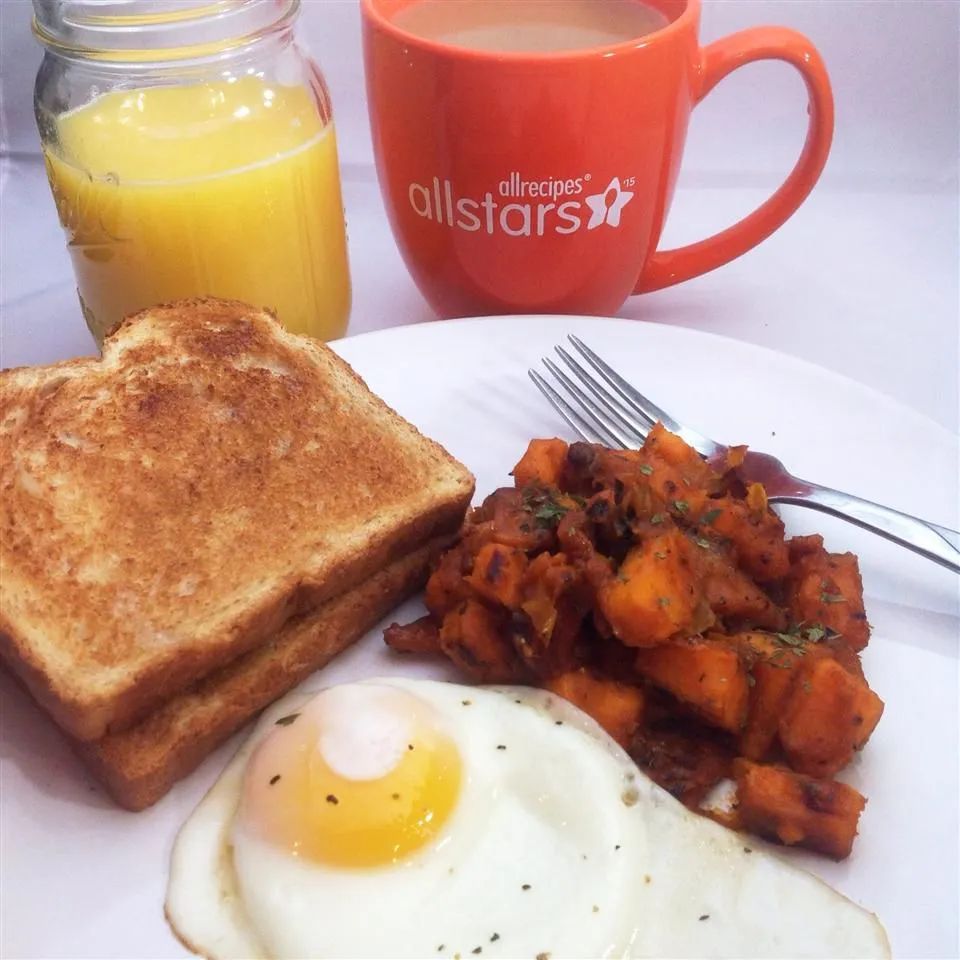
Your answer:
[43,76,350,344]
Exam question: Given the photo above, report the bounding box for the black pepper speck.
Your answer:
[325,794,338,805]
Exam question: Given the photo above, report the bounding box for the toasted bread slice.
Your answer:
[0,299,474,741]
[75,537,444,811]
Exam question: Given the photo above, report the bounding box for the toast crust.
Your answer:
[75,537,445,811]
[0,299,474,740]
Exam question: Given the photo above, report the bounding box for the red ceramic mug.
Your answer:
[362,0,833,317]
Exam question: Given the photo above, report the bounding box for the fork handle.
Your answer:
[771,484,960,573]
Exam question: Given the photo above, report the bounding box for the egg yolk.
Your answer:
[237,686,461,867]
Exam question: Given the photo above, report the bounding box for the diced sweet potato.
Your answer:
[733,758,867,860]
[642,423,718,490]
[630,721,733,807]
[697,547,787,631]
[512,438,569,489]
[545,669,644,747]
[384,615,441,654]
[599,531,712,646]
[779,657,884,777]
[785,539,870,650]
[485,487,555,552]
[467,542,527,610]
[439,600,521,683]
[520,552,581,634]
[424,544,471,617]
[635,637,750,733]
[701,495,790,582]
[734,632,807,760]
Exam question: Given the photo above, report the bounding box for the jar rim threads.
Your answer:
[32,0,300,64]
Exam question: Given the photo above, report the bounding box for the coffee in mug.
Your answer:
[392,0,670,53]
[363,0,834,318]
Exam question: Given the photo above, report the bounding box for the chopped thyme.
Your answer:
[496,744,507,750]
[522,883,531,890]
[672,499,690,514]
[522,489,571,527]
[820,591,846,604]
[654,550,668,560]
[699,914,710,922]
[639,464,654,476]
[746,673,756,687]
[701,508,722,525]
[555,720,563,726]
[472,948,482,955]
[650,512,666,524]
[743,846,752,854]
[775,632,806,649]
[657,596,671,608]
[802,680,813,693]
[694,537,711,549]
[490,934,500,943]
[274,713,300,726]
[462,699,472,706]
[269,774,281,786]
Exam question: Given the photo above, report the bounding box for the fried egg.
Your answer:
[166,678,888,959]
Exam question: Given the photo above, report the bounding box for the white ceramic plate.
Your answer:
[2,316,957,959]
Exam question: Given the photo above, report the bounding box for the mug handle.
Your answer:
[635,27,834,294]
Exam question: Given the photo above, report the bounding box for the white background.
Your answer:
[1,0,958,433]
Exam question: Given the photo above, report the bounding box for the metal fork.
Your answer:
[530,335,960,573]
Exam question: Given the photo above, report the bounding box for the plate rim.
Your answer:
[332,314,958,445]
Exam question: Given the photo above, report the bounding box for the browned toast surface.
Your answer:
[75,537,444,810]
[0,299,474,740]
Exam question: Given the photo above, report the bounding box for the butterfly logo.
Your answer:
[584,178,635,230]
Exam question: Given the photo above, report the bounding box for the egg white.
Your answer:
[166,678,889,960]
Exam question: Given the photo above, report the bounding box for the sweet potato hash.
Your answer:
[385,426,883,859]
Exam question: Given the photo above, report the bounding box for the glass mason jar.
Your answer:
[33,0,351,346]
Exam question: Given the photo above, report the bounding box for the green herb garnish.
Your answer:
[701,508,722,525]
[820,591,846,604]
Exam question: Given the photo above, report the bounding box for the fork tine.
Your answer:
[530,370,619,447]
[554,345,649,446]
[542,358,631,449]
[528,369,603,444]
[567,334,717,456]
